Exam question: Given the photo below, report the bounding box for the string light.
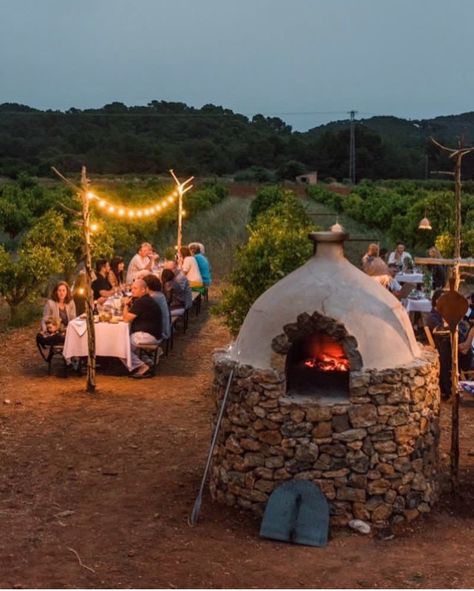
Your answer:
[86,180,193,220]
[90,222,99,233]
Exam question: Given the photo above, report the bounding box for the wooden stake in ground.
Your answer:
[416,138,474,490]
[80,167,96,393]
[169,170,194,254]
[52,166,96,393]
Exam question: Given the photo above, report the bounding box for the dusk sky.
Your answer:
[1,0,473,131]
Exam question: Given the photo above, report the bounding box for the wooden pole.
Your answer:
[177,183,183,254]
[169,170,194,258]
[80,167,96,393]
[430,138,474,490]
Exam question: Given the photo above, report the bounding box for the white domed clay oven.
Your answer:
[211,231,441,526]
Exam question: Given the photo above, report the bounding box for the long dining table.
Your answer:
[63,317,132,370]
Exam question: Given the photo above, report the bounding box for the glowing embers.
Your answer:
[286,333,350,401]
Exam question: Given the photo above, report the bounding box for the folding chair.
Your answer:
[36,341,67,376]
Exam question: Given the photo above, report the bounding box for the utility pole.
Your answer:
[348,110,358,184]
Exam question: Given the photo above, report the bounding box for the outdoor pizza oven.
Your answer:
[210,231,441,527]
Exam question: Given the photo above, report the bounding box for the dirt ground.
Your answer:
[2,300,474,589]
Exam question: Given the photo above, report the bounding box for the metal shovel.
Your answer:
[189,368,235,526]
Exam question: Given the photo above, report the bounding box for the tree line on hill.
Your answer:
[1,101,474,181]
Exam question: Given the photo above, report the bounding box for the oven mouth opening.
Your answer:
[286,333,350,402]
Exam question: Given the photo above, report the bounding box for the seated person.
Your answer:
[108,256,126,291]
[161,268,186,311]
[40,281,76,334]
[143,274,171,340]
[388,242,412,271]
[36,316,64,347]
[122,279,163,379]
[179,246,203,288]
[163,260,193,309]
[189,243,212,286]
[362,244,390,278]
[387,263,402,298]
[92,259,115,301]
[126,242,157,285]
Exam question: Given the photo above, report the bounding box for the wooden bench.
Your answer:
[136,342,164,374]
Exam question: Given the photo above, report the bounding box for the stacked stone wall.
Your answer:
[210,348,440,526]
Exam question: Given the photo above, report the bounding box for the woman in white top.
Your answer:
[388,242,412,270]
[179,246,203,287]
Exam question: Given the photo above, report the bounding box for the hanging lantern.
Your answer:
[418,216,432,230]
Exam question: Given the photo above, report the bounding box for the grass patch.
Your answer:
[152,195,252,279]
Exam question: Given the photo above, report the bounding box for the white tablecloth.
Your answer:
[63,320,132,369]
[396,272,424,284]
[403,298,432,313]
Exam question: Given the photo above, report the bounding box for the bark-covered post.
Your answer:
[80,166,96,393]
[430,139,474,489]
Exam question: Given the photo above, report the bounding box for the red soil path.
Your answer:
[1,300,474,588]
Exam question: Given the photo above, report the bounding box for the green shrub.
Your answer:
[248,185,292,224]
[215,194,315,334]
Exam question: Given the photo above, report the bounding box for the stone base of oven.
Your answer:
[210,347,440,526]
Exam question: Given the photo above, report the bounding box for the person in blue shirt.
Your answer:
[189,244,212,286]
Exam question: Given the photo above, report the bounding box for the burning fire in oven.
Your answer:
[301,336,350,372]
[304,354,350,372]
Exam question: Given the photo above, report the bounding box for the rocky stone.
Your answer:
[332,414,350,433]
[315,479,336,499]
[352,502,370,521]
[373,440,397,453]
[305,406,332,422]
[320,443,347,457]
[254,467,273,480]
[337,486,366,502]
[243,453,265,467]
[322,468,350,478]
[281,422,313,438]
[347,450,370,474]
[265,456,284,469]
[395,424,420,444]
[312,421,333,439]
[333,428,367,442]
[371,503,393,523]
[294,443,319,463]
[367,479,391,495]
[240,438,262,452]
[349,405,378,428]
[254,479,275,493]
[273,468,291,480]
[349,473,368,489]
[290,408,306,423]
[257,431,282,445]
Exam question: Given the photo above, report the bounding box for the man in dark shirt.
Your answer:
[92,259,115,301]
[123,278,162,378]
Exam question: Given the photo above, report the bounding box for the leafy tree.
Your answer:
[0,244,63,315]
[215,194,315,334]
[248,185,292,223]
